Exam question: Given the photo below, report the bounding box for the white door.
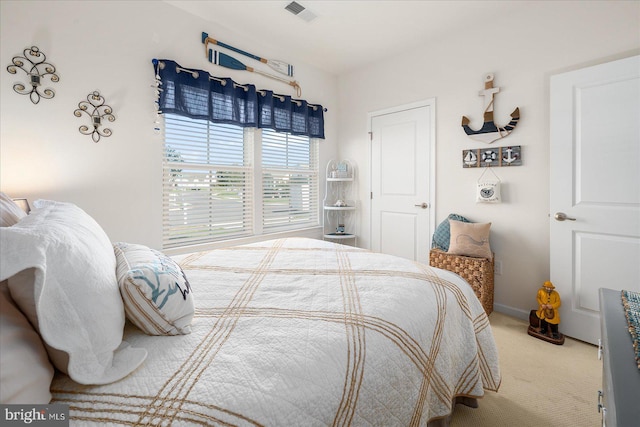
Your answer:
[370,101,435,264]
[550,55,640,345]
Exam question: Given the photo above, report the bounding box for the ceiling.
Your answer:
[164,0,523,75]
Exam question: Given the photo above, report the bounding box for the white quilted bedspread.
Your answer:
[51,238,500,426]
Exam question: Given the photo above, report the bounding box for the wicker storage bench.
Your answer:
[429,249,494,315]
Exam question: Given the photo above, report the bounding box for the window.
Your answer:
[262,129,318,233]
[163,114,318,249]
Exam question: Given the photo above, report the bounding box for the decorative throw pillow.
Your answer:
[431,214,471,251]
[0,200,147,385]
[448,220,492,259]
[0,281,54,404]
[0,192,27,227]
[114,242,194,335]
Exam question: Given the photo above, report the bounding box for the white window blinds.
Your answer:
[163,115,253,249]
[261,129,318,232]
[162,115,319,249]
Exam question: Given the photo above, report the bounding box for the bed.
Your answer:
[0,197,500,426]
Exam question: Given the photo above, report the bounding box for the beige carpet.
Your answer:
[450,312,601,426]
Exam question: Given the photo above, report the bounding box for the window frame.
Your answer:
[162,114,320,250]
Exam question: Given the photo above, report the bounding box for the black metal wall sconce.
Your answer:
[6,46,59,104]
[74,91,115,143]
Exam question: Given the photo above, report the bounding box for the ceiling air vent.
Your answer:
[284,1,317,22]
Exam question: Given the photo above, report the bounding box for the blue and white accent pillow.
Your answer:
[431,214,471,251]
[113,242,194,335]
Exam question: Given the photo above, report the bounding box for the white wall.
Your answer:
[3,1,639,317]
[337,1,640,317]
[0,0,338,250]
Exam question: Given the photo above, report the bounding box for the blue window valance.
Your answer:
[154,59,325,139]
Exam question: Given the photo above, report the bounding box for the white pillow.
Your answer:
[0,192,27,227]
[0,280,54,404]
[114,242,194,335]
[0,200,147,384]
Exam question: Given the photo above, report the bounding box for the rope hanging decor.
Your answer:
[152,59,163,134]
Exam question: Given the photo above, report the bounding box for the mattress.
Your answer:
[51,237,500,426]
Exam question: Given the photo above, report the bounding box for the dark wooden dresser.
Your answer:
[598,288,640,427]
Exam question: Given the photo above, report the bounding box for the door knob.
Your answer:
[414,202,428,209]
[554,212,576,221]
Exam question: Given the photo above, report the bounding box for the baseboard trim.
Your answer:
[493,303,530,321]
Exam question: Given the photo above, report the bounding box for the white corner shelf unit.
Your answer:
[323,160,357,244]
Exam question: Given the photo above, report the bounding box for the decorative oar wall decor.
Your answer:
[461,73,520,143]
[202,32,294,77]
[208,49,302,96]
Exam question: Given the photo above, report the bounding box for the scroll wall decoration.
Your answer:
[6,46,59,104]
[74,91,115,143]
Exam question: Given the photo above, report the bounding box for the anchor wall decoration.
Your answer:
[461,73,520,143]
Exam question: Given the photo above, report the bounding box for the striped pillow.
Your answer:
[114,242,194,335]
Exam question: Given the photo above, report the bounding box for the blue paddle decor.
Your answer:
[208,49,301,97]
[202,32,294,77]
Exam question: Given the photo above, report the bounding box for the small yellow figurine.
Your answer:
[528,281,565,345]
[537,281,561,336]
